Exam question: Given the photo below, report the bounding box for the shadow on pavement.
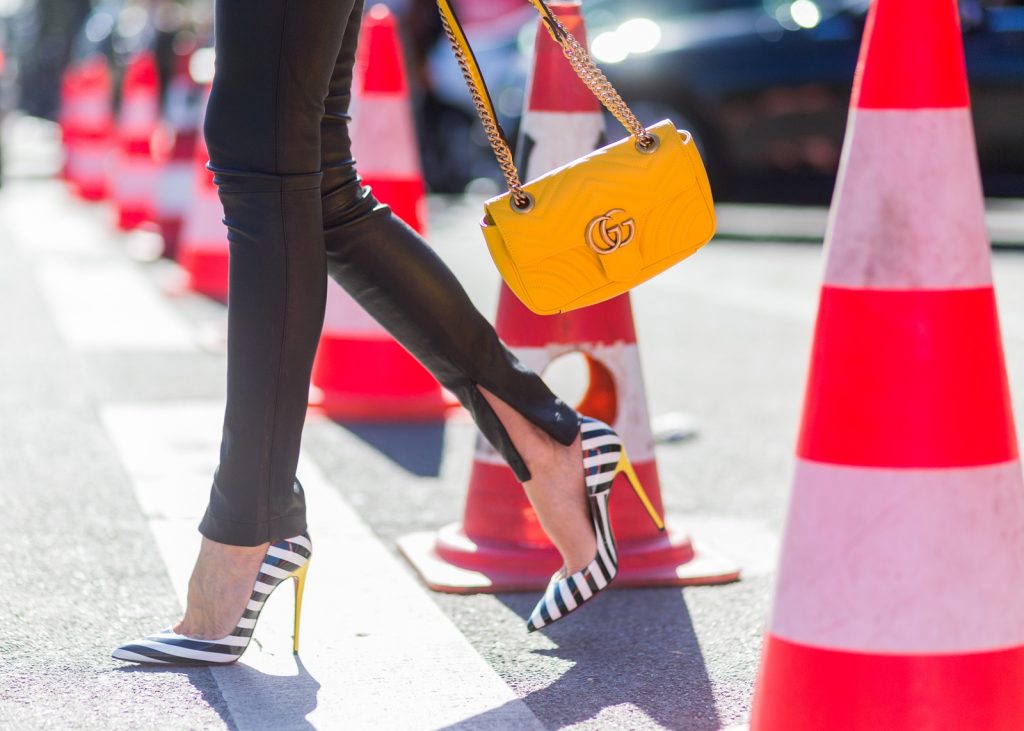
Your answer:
[337,421,446,477]
[116,656,320,730]
[443,589,721,731]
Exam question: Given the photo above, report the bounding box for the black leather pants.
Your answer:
[198,0,579,546]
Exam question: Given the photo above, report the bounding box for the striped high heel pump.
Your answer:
[526,418,664,632]
[112,533,312,665]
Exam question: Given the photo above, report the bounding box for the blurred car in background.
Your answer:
[590,0,1024,199]
[0,2,19,186]
[427,0,1024,200]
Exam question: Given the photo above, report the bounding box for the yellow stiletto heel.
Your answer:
[292,560,309,654]
[617,450,665,531]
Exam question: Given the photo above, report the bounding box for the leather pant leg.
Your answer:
[198,0,355,546]
[318,6,579,483]
[198,0,578,547]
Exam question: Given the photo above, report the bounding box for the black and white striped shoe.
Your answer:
[112,533,312,665]
[526,419,664,632]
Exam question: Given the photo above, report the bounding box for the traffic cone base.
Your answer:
[398,522,739,594]
[752,635,1024,730]
[825,109,989,288]
[400,296,740,592]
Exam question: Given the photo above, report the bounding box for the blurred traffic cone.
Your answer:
[153,52,202,260]
[308,4,448,421]
[348,3,427,231]
[750,1,1024,727]
[176,84,230,302]
[57,63,77,182]
[110,50,161,230]
[61,55,114,201]
[398,3,738,592]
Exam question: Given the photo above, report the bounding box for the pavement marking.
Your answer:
[36,260,198,352]
[101,401,544,731]
[2,179,198,353]
[0,180,111,256]
[676,276,816,324]
[678,514,780,578]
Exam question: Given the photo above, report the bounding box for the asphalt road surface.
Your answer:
[4,117,1024,729]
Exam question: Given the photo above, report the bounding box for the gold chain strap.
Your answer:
[437,0,654,210]
[533,3,655,148]
[438,7,530,207]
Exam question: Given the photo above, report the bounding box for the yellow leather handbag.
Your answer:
[438,0,716,316]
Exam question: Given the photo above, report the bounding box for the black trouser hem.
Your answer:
[198,507,308,547]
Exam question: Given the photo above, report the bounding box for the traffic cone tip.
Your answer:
[853,0,970,110]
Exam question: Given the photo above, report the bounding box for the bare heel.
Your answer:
[617,450,665,531]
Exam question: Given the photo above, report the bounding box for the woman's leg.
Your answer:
[182,0,595,639]
[318,17,595,570]
[179,0,360,638]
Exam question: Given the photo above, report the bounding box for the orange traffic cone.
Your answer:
[153,52,203,260]
[110,50,161,230]
[176,84,230,302]
[750,1,1024,727]
[61,55,114,201]
[398,3,739,592]
[308,4,448,421]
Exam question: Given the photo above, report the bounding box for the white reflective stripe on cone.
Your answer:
[519,110,606,180]
[156,163,194,216]
[770,458,1024,654]
[119,95,160,136]
[76,145,109,175]
[179,193,228,253]
[321,280,390,336]
[111,159,157,202]
[517,343,656,464]
[76,96,111,126]
[824,108,991,290]
[349,95,421,178]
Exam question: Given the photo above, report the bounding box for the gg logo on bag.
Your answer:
[586,208,636,255]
